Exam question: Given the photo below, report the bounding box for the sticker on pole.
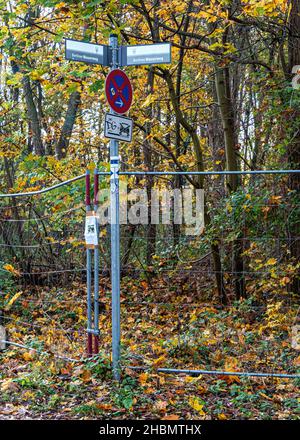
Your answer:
[105,69,132,114]
[104,113,133,142]
[85,215,98,247]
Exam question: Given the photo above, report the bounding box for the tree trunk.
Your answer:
[164,70,227,304]
[287,0,300,293]
[56,91,81,159]
[22,75,44,156]
[215,67,239,191]
[143,69,156,265]
[215,66,245,299]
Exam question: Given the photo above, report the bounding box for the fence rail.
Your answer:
[1,169,300,198]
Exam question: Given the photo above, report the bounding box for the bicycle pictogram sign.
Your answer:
[104,113,133,142]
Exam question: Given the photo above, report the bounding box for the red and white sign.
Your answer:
[105,69,133,114]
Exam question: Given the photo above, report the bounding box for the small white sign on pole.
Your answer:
[104,113,133,142]
[84,215,99,246]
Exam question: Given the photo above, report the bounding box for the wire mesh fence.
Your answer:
[0,170,299,379]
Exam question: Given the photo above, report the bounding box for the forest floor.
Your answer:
[0,274,299,420]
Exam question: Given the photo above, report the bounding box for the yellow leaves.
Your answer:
[197,385,208,395]
[184,375,202,384]
[210,350,223,364]
[81,370,92,382]
[242,202,252,212]
[96,403,113,410]
[5,291,23,310]
[189,311,197,323]
[173,2,186,14]
[177,153,195,166]
[74,366,92,383]
[244,0,287,18]
[144,387,156,394]
[188,397,206,416]
[192,2,227,22]
[3,264,20,276]
[226,203,233,213]
[209,42,237,55]
[29,70,44,82]
[55,2,67,9]
[14,177,30,192]
[279,276,290,286]
[259,392,273,402]
[6,72,23,86]
[202,330,218,346]
[269,195,282,205]
[0,379,12,392]
[15,3,29,15]
[159,375,166,385]
[258,301,290,335]
[141,94,156,108]
[223,357,241,384]
[152,355,167,366]
[22,391,35,401]
[266,258,277,266]
[22,351,35,362]
[293,355,300,367]
[49,363,58,375]
[75,306,85,323]
[1,379,19,393]
[140,280,148,290]
[60,365,73,375]
[138,372,149,386]
[218,413,227,420]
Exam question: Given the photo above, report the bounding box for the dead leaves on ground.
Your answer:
[0,282,299,420]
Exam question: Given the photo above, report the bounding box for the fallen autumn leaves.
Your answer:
[0,277,299,420]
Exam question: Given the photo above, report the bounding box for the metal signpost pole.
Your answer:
[93,168,100,354]
[85,170,93,356]
[65,35,171,377]
[109,34,121,380]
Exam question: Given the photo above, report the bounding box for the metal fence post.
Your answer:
[94,168,100,354]
[109,34,121,380]
[85,170,93,356]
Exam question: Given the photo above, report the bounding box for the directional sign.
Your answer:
[105,69,133,114]
[104,113,133,142]
[65,39,110,66]
[120,43,171,66]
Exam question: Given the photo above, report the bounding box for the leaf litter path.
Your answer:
[0,277,299,419]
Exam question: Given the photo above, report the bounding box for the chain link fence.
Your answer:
[0,170,299,379]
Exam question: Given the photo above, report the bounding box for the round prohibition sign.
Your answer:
[105,69,133,114]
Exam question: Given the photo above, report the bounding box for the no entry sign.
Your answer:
[105,69,132,114]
